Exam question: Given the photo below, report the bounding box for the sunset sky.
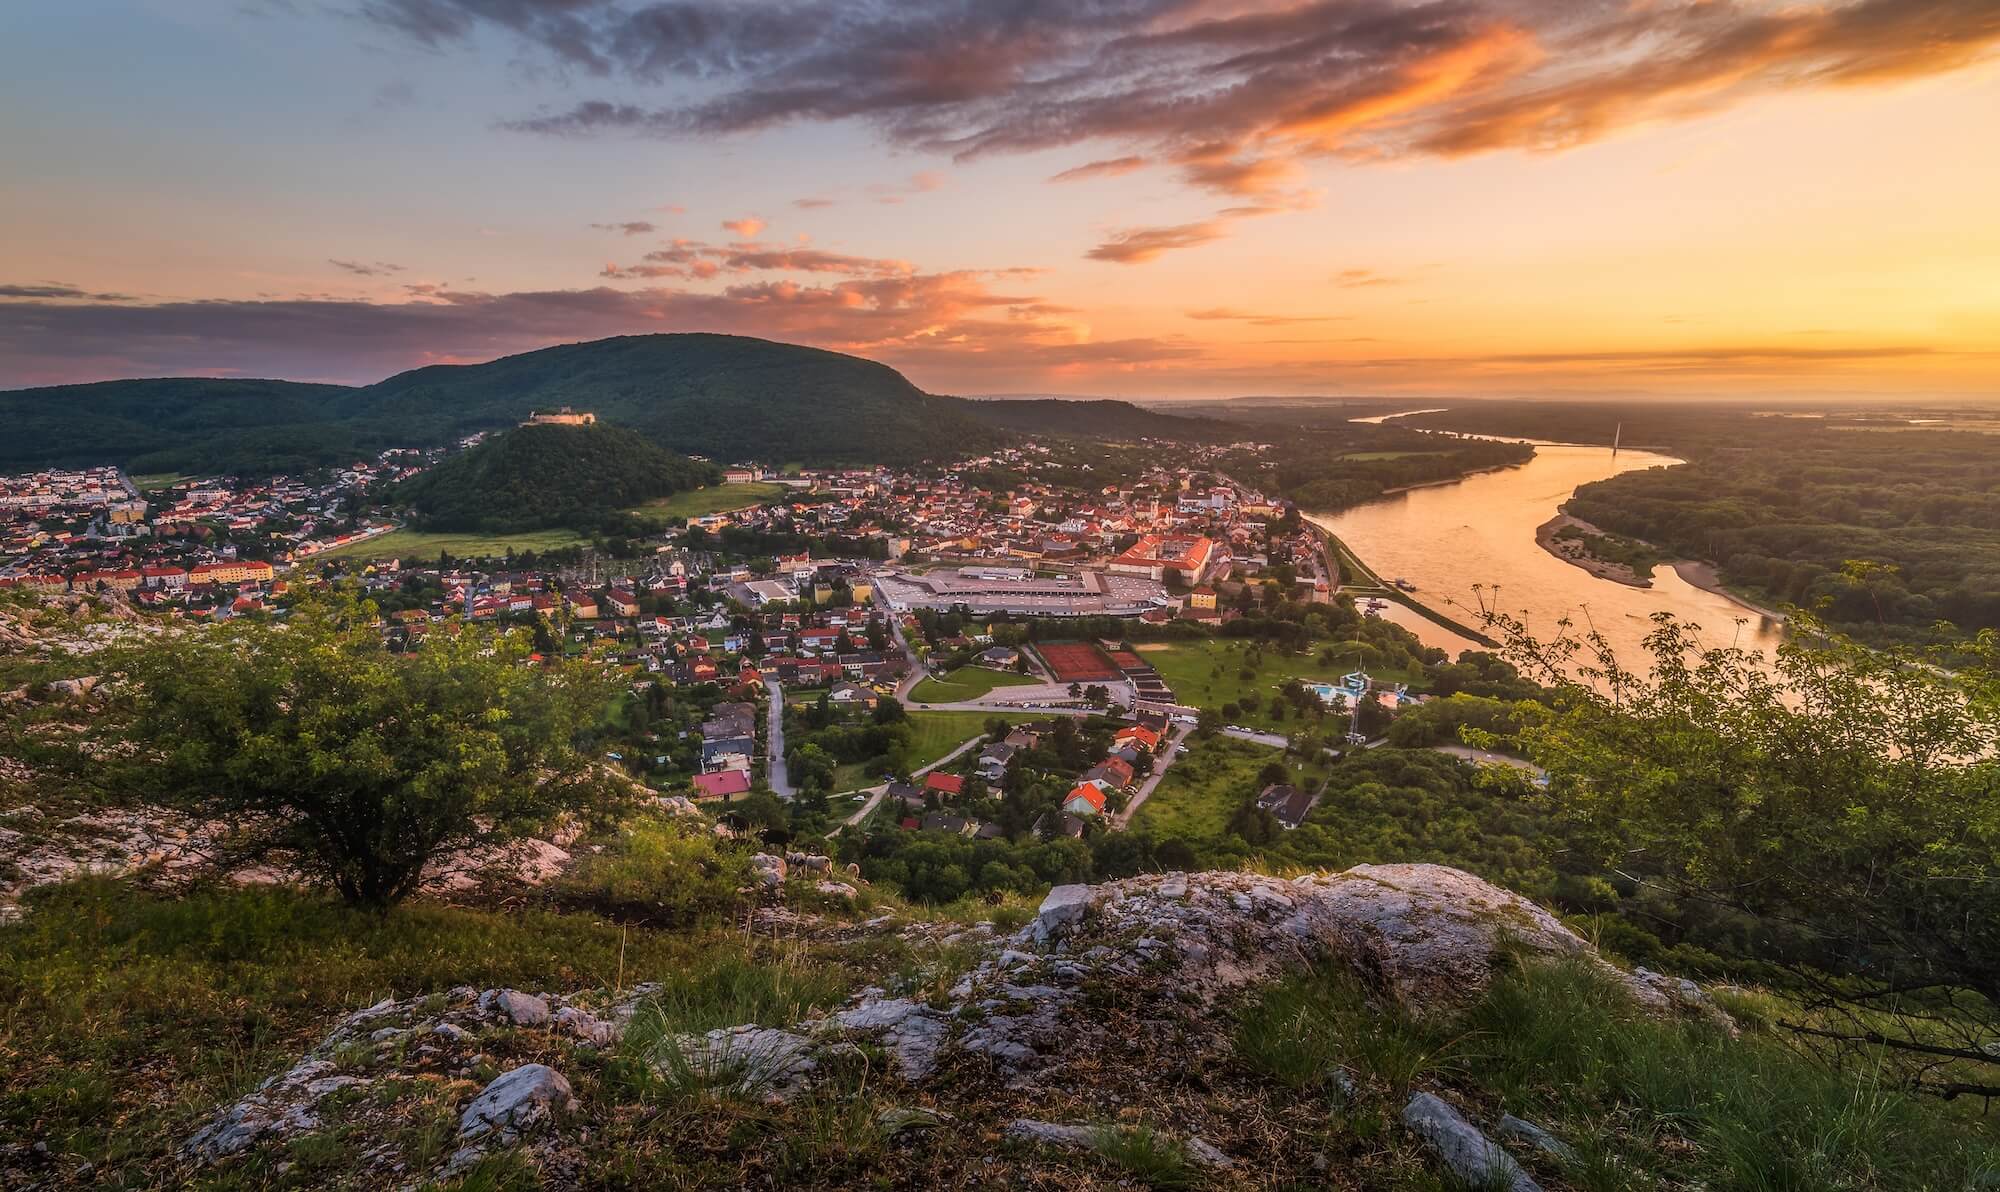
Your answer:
[2,0,1997,398]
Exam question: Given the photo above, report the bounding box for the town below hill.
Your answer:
[3,378,1998,1186]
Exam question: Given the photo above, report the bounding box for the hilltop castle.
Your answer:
[521,407,596,427]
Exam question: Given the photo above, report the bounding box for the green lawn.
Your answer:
[909,666,1039,703]
[1141,639,1393,733]
[314,526,585,562]
[1132,734,1317,839]
[627,482,785,525]
[833,710,1038,792]
[905,711,1036,767]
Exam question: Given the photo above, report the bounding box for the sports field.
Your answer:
[1033,641,1120,683]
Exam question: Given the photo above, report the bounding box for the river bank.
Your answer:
[1302,518,1498,651]
[1670,560,1789,624]
[1534,513,1653,589]
[1378,459,1530,496]
[1534,512,1790,625]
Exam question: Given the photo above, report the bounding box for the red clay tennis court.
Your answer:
[1035,641,1121,683]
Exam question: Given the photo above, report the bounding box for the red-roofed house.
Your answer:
[923,772,964,797]
[1063,784,1107,816]
[691,770,752,800]
[1114,725,1161,753]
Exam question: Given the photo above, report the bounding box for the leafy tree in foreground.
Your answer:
[101,591,618,909]
[1485,608,2000,1097]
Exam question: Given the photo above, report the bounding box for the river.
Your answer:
[1308,429,1787,664]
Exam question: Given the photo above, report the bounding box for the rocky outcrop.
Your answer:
[1402,1092,1544,1192]
[181,984,611,1180]
[183,1056,366,1161]
[747,853,787,888]
[1016,864,1674,1019]
[458,1064,575,1142]
[0,804,586,918]
[178,864,1720,1184]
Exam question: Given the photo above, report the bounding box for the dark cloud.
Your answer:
[329,259,408,277]
[373,0,2000,179]
[0,269,1197,390]
[0,282,136,302]
[590,220,657,235]
[792,196,837,208]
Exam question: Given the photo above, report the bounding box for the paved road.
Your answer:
[872,594,934,702]
[1433,744,1547,778]
[1113,724,1191,829]
[1220,727,1291,749]
[763,678,794,798]
[836,732,991,832]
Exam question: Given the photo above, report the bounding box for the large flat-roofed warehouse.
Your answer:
[872,566,1170,618]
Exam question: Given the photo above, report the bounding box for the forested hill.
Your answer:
[0,334,1005,474]
[961,397,1242,443]
[392,424,719,534]
[0,377,358,473]
[351,334,1004,466]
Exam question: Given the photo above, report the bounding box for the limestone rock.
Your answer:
[1496,1113,1579,1164]
[458,1063,576,1142]
[1034,883,1094,943]
[1309,864,1602,1016]
[748,853,787,888]
[554,1005,617,1047]
[1401,1092,1542,1192]
[831,997,951,1081]
[648,794,704,818]
[1631,966,1736,1032]
[1185,1136,1234,1169]
[480,988,552,1027]
[1005,1118,1098,1150]
[184,1058,361,1160]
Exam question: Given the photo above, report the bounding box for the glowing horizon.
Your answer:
[1,0,1996,399]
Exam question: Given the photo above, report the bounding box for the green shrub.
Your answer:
[549,814,744,925]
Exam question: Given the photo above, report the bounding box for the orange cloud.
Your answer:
[1086,220,1229,264]
[1049,155,1150,183]
[722,216,765,238]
